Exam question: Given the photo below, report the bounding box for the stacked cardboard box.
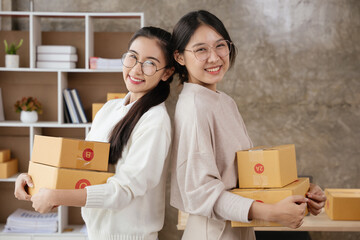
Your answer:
[92,92,127,121]
[325,188,360,220]
[28,135,113,195]
[0,149,18,179]
[232,144,310,227]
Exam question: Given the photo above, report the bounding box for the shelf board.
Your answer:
[0,11,31,17]
[0,11,143,18]
[0,173,20,182]
[0,67,123,73]
[0,121,92,128]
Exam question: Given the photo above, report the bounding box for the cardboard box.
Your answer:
[237,144,298,188]
[0,159,18,178]
[0,149,10,163]
[28,161,114,195]
[107,93,127,101]
[92,103,105,121]
[231,178,310,227]
[325,188,360,220]
[31,135,110,171]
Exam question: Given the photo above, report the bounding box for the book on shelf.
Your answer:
[63,89,80,124]
[37,61,76,69]
[63,98,71,123]
[37,53,78,62]
[4,208,58,233]
[90,57,123,70]
[37,45,76,54]
[71,88,88,123]
[0,88,4,121]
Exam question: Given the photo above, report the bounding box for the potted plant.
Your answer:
[4,39,23,68]
[14,97,43,123]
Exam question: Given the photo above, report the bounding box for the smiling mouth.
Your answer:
[129,75,144,84]
[205,66,221,73]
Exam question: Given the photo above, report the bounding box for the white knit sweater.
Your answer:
[82,93,171,240]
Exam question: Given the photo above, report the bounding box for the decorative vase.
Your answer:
[5,54,20,68]
[20,111,38,123]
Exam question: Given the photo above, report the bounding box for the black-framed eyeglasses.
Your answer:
[184,40,232,61]
[121,52,167,76]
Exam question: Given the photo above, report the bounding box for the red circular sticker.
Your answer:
[82,148,94,161]
[256,200,264,203]
[75,179,91,189]
[254,163,264,174]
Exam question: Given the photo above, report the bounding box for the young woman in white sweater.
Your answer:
[170,10,326,239]
[14,26,175,240]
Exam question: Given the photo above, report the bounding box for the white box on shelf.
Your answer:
[37,61,76,69]
[37,45,76,54]
[37,54,78,62]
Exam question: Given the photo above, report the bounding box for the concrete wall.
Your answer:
[5,0,360,239]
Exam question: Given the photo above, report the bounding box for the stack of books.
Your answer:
[3,208,58,233]
[63,88,88,124]
[89,57,122,70]
[36,45,78,69]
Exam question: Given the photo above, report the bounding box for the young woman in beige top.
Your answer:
[170,10,326,240]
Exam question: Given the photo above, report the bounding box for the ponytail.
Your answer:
[107,26,174,164]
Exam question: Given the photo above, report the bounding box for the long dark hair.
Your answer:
[172,10,237,84]
[108,26,174,164]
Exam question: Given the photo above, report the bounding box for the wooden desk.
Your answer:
[177,210,360,232]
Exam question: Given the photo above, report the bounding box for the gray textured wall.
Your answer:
[5,0,360,239]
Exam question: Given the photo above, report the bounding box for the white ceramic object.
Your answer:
[5,54,20,68]
[20,111,38,123]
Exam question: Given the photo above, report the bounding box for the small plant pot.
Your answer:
[5,54,20,68]
[20,111,38,123]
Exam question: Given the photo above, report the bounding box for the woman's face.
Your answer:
[123,36,171,103]
[176,24,230,91]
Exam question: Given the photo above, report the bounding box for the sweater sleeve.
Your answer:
[85,111,171,210]
[174,112,253,223]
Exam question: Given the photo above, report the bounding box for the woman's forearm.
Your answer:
[50,188,87,207]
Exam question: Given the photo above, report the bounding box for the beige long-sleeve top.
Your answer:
[170,82,255,223]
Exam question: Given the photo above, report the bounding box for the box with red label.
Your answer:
[0,159,18,178]
[231,178,309,227]
[325,188,360,220]
[28,161,114,195]
[31,135,110,171]
[237,144,298,188]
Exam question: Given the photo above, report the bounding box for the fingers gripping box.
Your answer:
[31,135,110,171]
[28,161,114,195]
[237,144,298,188]
[325,189,360,220]
[231,178,310,227]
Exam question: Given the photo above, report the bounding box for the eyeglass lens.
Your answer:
[194,40,231,61]
[121,53,157,76]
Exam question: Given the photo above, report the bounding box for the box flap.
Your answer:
[244,144,295,152]
[325,189,360,198]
